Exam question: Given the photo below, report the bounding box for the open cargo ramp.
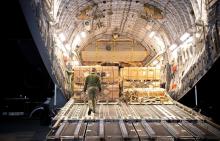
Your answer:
[47,99,220,141]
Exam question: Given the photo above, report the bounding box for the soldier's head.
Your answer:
[91,68,96,73]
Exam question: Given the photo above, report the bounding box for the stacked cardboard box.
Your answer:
[123,81,160,88]
[72,66,119,102]
[121,67,160,80]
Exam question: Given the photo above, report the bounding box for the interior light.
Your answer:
[171,49,178,59]
[59,33,66,42]
[149,31,155,38]
[185,36,193,43]
[72,34,81,49]
[152,60,159,66]
[75,35,81,43]
[180,32,190,41]
[195,33,200,38]
[80,31,87,38]
[156,64,161,68]
[169,44,177,50]
[65,44,71,51]
[154,36,165,51]
[63,51,68,57]
[73,60,80,66]
[180,36,193,49]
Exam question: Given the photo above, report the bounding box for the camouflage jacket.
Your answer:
[84,73,101,92]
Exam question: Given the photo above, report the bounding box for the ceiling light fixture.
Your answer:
[65,44,71,51]
[149,31,155,38]
[80,31,87,38]
[152,60,159,65]
[180,32,190,42]
[169,44,177,51]
[72,34,81,49]
[59,33,65,42]
[185,36,193,44]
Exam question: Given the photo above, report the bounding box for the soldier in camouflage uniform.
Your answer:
[84,68,101,115]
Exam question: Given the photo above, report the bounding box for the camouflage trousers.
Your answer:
[87,86,98,112]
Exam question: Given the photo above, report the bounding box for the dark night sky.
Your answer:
[2,0,53,101]
[179,58,220,124]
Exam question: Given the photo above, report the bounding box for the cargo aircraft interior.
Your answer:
[2,0,220,140]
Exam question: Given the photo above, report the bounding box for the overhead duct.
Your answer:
[76,5,93,20]
[144,3,164,19]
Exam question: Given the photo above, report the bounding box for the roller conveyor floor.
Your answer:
[47,99,220,140]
